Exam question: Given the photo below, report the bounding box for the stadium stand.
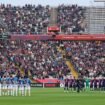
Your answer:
[0,4,87,35]
[1,4,105,35]
[62,41,105,77]
[57,4,86,34]
[0,3,105,81]
[0,4,50,34]
[0,40,105,80]
[0,40,70,80]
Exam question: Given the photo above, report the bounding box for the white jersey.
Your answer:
[2,84,8,89]
[13,84,18,89]
[8,84,13,89]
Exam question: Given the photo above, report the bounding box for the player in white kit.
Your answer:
[19,77,25,96]
[2,81,8,96]
[8,81,14,96]
[13,76,18,96]
[25,78,31,96]
[0,82,1,96]
[13,82,18,96]
[0,76,1,96]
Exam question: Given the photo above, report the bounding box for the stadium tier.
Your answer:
[0,4,50,34]
[0,4,105,35]
[0,40,105,80]
[57,5,86,34]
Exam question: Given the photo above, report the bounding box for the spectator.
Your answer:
[57,4,86,34]
[0,4,50,34]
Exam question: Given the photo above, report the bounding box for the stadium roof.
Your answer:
[0,0,104,6]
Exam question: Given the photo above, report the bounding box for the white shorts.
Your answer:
[25,86,30,90]
[3,86,8,89]
[8,85,13,90]
[14,86,18,90]
[19,86,24,91]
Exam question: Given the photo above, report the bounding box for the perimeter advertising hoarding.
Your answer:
[44,83,60,88]
[11,34,105,41]
[31,83,43,87]
[31,83,60,88]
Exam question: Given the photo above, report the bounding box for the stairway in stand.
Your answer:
[49,7,58,26]
[16,66,35,83]
[57,47,78,79]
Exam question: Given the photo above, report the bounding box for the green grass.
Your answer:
[0,88,105,105]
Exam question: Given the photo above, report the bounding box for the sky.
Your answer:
[0,0,104,6]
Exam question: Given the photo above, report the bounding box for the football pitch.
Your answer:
[0,88,105,105]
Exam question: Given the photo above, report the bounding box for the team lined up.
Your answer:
[64,77,105,92]
[0,76,31,96]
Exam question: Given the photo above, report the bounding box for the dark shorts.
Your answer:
[69,84,72,88]
[65,83,68,87]
[94,85,97,88]
[90,85,93,88]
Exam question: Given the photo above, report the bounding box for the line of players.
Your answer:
[64,77,105,92]
[0,76,31,96]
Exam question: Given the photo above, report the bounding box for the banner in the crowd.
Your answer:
[11,34,105,40]
[48,26,60,31]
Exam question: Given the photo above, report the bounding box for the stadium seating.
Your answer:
[0,4,105,80]
[0,4,87,35]
[0,4,50,34]
[57,4,86,34]
[0,40,70,80]
[62,41,105,77]
[0,40,105,79]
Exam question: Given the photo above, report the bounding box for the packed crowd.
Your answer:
[0,4,87,35]
[0,27,4,35]
[0,40,70,80]
[0,40,105,80]
[57,4,86,34]
[0,4,50,34]
[62,41,105,77]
